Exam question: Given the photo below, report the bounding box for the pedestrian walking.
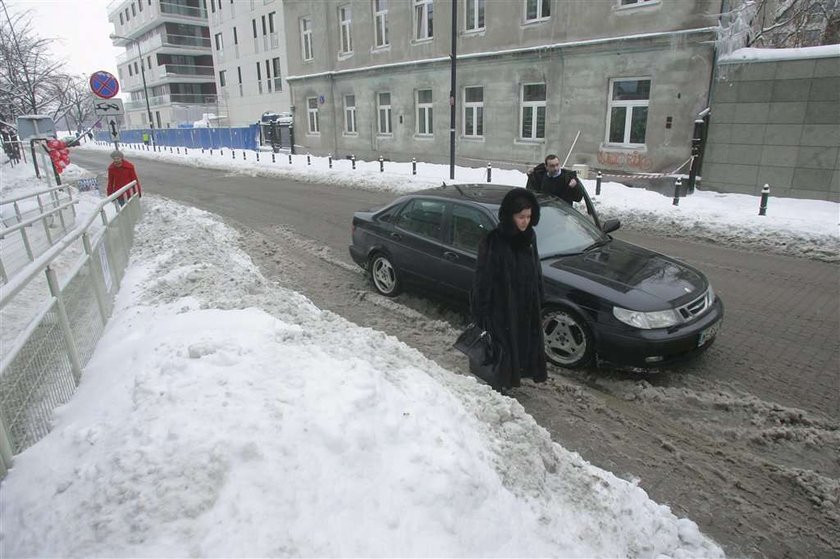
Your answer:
[107,150,142,206]
[470,187,547,392]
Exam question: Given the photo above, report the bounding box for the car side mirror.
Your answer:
[602,218,621,234]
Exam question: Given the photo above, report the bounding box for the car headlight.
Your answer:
[613,306,681,329]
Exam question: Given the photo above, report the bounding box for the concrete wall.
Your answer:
[282,0,718,174]
[704,55,840,201]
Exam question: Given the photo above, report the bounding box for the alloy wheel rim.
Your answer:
[543,312,586,364]
[372,257,396,293]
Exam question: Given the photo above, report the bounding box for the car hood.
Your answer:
[542,238,707,309]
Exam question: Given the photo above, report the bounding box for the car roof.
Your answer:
[409,184,516,208]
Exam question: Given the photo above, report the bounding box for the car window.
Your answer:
[450,203,493,252]
[394,198,446,240]
[535,199,604,257]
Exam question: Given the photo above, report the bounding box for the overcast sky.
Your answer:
[7,0,122,85]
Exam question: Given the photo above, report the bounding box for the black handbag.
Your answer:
[453,323,494,365]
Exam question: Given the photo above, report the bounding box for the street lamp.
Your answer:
[110,33,155,145]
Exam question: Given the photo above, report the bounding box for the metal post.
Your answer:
[82,232,109,323]
[449,0,457,180]
[486,163,491,183]
[351,155,356,170]
[307,153,311,165]
[596,171,602,196]
[412,158,417,175]
[45,265,83,383]
[232,150,235,159]
[272,153,275,163]
[672,177,682,206]
[328,154,332,168]
[169,146,172,153]
[688,119,704,195]
[256,152,259,161]
[759,184,770,216]
[0,414,15,473]
[176,147,180,154]
[379,156,384,172]
[243,151,246,159]
[288,153,292,164]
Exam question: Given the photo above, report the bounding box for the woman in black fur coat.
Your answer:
[471,188,547,392]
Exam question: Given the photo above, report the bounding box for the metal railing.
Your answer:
[0,183,142,477]
[0,186,79,283]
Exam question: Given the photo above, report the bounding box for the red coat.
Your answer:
[107,160,142,200]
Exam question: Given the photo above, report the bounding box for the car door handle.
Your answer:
[443,251,459,261]
[390,232,402,241]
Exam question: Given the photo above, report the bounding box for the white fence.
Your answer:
[0,183,142,477]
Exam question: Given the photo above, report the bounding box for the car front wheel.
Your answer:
[542,307,594,368]
[370,252,401,296]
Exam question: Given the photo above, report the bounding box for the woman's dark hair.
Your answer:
[510,196,533,215]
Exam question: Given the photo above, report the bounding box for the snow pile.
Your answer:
[0,197,724,558]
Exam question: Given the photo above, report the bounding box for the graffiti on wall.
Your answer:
[597,149,654,172]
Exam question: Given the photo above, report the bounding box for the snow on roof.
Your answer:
[719,44,840,64]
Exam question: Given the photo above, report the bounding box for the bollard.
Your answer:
[202,148,205,154]
[288,153,292,164]
[272,153,275,163]
[759,184,770,216]
[412,157,417,175]
[328,154,332,168]
[169,147,173,153]
[256,152,260,161]
[176,147,180,154]
[243,151,246,160]
[210,149,213,156]
[379,155,384,172]
[486,163,492,183]
[672,177,683,206]
[596,171,602,196]
[232,150,236,159]
[351,155,356,170]
[307,153,311,165]
[185,148,188,155]
[221,149,224,156]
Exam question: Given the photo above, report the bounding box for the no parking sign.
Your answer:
[89,70,120,99]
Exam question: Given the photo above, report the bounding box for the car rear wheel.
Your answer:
[370,252,401,296]
[542,307,594,368]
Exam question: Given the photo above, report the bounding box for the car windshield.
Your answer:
[534,199,605,257]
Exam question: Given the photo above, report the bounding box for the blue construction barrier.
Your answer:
[96,125,260,150]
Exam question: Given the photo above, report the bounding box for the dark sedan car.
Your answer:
[349,184,723,369]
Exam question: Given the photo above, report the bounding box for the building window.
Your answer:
[214,32,223,50]
[219,70,226,87]
[261,15,267,35]
[264,60,271,92]
[465,0,485,32]
[377,92,392,135]
[300,17,314,60]
[233,26,238,44]
[119,12,123,25]
[414,0,433,40]
[252,18,257,38]
[271,57,282,90]
[416,89,433,135]
[620,0,657,5]
[606,78,650,145]
[339,5,353,54]
[307,97,320,133]
[237,66,243,96]
[373,0,389,47]
[463,86,483,137]
[525,0,550,21]
[256,62,263,94]
[131,3,136,16]
[521,83,546,140]
[147,56,152,70]
[344,94,357,133]
[128,64,133,77]
[268,11,275,33]
[138,0,142,12]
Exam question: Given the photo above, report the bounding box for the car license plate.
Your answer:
[698,321,721,347]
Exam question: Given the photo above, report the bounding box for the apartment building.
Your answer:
[206,0,292,126]
[108,0,218,129]
[281,0,721,174]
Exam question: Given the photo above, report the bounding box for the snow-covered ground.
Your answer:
[0,145,836,557]
[78,141,840,262]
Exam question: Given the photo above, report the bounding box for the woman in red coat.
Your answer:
[107,150,142,205]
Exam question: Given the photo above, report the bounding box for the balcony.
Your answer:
[116,33,210,65]
[125,93,218,110]
[159,1,207,20]
[159,64,215,78]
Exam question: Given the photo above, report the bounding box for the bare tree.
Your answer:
[0,1,74,121]
[725,0,840,48]
[50,75,94,134]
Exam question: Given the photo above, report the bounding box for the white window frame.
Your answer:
[416,89,433,136]
[414,0,433,41]
[524,0,550,22]
[377,92,392,135]
[271,57,282,90]
[465,0,485,32]
[463,86,484,137]
[520,83,546,140]
[307,97,320,134]
[339,5,353,54]
[373,0,389,47]
[605,77,651,146]
[344,94,357,134]
[300,17,313,61]
[619,0,659,7]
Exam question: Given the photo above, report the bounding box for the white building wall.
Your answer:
[207,0,292,126]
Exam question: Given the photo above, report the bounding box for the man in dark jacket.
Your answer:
[525,154,583,206]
